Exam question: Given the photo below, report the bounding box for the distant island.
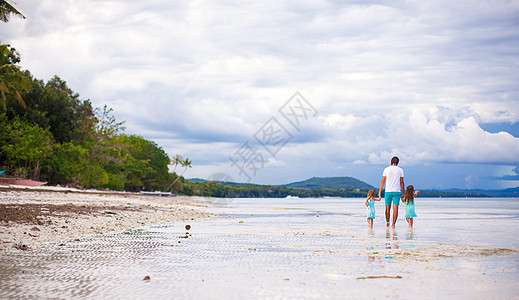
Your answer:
[283,177,374,190]
[187,176,518,198]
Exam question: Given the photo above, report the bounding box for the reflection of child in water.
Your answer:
[365,190,381,229]
[403,185,420,228]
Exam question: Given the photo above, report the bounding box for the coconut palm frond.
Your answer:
[0,0,25,22]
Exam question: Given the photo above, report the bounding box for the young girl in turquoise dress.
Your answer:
[403,185,420,228]
[365,190,381,229]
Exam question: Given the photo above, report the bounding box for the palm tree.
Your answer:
[0,0,25,22]
[0,44,28,110]
[165,157,192,192]
[170,154,183,174]
[178,158,192,179]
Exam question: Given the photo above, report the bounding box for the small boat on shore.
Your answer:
[139,191,176,196]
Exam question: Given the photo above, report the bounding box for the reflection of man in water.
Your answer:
[378,156,405,228]
[385,228,399,250]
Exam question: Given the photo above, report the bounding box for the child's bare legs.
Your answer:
[367,218,373,229]
[408,218,413,228]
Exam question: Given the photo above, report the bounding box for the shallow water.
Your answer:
[1,197,518,299]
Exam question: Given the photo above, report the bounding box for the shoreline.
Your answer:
[0,185,213,252]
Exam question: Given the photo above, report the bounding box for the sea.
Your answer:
[1,197,518,299]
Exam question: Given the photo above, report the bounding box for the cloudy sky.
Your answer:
[3,0,519,189]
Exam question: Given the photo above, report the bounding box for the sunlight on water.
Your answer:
[0,198,518,299]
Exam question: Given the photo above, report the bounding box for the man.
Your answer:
[378,156,404,229]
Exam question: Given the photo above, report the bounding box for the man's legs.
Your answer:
[384,193,393,226]
[385,205,391,226]
[391,204,399,228]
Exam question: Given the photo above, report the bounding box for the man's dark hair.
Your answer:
[391,156,399,165]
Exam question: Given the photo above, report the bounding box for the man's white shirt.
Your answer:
[382,165,404,193]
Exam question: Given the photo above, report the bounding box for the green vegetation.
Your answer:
[0,1,25,22]
[0,44,177,192]
[0,45,29,110]
[179,177,492,198]
[284,176,374,189]
[165,155,192,192]
[414,190,489,198]
[179,181,369,198]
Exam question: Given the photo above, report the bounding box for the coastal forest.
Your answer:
[0,44,175,191]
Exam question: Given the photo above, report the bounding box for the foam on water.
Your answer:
[0,197,518,299]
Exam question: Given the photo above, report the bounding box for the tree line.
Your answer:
[171,179,370,198]
[0,43,183,191]
[0,2,195,194]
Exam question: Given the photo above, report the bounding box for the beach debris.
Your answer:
[179,234,189,238]
[161,243,182,247]
[356,275,402,280]
[14,243,28,251]
[30,226,40,232]
[143,275,151,281]
[28,233,38,237]
[185,224,191,230]
[248,248,257,251]
[239,220,244,224]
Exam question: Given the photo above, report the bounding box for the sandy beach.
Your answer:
[0,185,212,252]
[0,194,518,298]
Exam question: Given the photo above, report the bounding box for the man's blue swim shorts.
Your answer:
[385,192,401,206]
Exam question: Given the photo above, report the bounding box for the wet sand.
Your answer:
[0,196,518,298]
[0,185,212,252]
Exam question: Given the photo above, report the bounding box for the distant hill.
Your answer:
[188,178,208,183]
[188,178,246,186]
[189,176,374,189]
[283,176,374,190]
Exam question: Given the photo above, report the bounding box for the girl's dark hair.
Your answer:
[405,185,414,204]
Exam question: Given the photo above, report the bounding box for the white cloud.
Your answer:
[3,0,519,188]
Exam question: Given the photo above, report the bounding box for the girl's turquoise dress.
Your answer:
[367,200,375,219]
[405,201,417,218]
